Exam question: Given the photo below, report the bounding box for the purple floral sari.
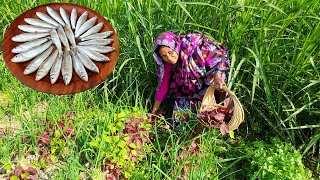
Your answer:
[153,32,230,127]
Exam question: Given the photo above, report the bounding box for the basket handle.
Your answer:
[200,84,235,111]
[221,84,234,96]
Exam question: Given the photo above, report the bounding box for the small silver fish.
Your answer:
[75,50,99,73]
[77,38,113,46]
[70,50,88,82]
[11,41,52,62]
[50,28,62,54]
[75,11,88,33]
[46,6,65,26]
[61,51,73,85]
[70,8,77,29]
[36,49,59,81]
[18,25,51,33]
[12,32,49,42]
[57,26,70,51]
[64,25,76,47]
[12,37,49,53]
[24,18,56,28]
[77,45,115,54]
[80,31,113,41]
[60,7,70,26]
[24,46,54,75]
[50,53,63,84]
[75,17,97,38]
[77,46,109,62]
[36,12,60,27]
[79,22,104,39]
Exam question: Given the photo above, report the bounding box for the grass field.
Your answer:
[0,0,319,179]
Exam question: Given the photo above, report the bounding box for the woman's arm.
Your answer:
[152,62,172,113]
[213,71,226,91]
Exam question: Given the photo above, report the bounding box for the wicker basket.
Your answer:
[198,85,244,131]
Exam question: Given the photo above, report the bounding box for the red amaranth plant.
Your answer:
[197,97,234,135]
[22,112,77,163]
[6,166,37,180]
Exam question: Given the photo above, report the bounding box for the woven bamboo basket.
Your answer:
[198,85,244,131]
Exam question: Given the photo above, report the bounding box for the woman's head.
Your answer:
[153,32,180,66]
[158,46,178,64]
[153,32,181,88]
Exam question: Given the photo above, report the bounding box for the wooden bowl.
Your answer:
[2,3,119,95]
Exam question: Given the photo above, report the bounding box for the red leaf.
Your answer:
[134,136,142,147]
[220,123,229,135]
[41,133,50,146]
[131,156,137,162]
[0,128,5,137]
[115,167,121,175]
[212,112,225,122]
[217,106,228,114]
[124,125,137,134]
[14,167,23,176]
[21,136,29,142]
[133,118,141,125]
[27,167,37,175]
[135,148,142,155]
[224,97,234,110]
[66,112,72,119]
[65,125,73,135]
[106,173,119,180]
[57,121,64,128]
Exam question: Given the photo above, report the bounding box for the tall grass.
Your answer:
[0,0,319,178]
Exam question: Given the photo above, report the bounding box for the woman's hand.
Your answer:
[151,100,161,114]
[213,72,226,91]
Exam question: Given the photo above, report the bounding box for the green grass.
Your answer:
[0,0,319,179]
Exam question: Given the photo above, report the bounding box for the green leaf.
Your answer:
[135,35,146,69]
[50,155,58,163]
[228,130,235,139]
[114,111,127,120]
[20,172,30,179]
[104,136,112,143]
[119,149,129,160]
[113,136,119,142]
[89,137,101,147]
[10,176,19,180]
[124,171,132,179]
[116,121,124,128]
[117,140,127,148]
[3,162,12,170]
[131,150,137,156]
[303,134,320,155]
[124,136,130,141]
[129,143,137,148]
[107,124,118,134]
[174,0,194,21]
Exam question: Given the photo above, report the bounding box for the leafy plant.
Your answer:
[243,138,313,179]
[89,108,152,179]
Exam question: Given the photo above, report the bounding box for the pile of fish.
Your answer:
[11,6,115,85]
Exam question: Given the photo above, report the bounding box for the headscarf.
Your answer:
[153,32,181,90]
[153,31,229,96]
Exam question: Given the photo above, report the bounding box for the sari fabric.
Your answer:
[153,32,230,101]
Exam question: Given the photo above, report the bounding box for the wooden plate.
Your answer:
[2,3,119,95]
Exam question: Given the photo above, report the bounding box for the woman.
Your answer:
[151,32,230,129]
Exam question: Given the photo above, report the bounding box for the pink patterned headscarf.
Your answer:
[153,32,180,88]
